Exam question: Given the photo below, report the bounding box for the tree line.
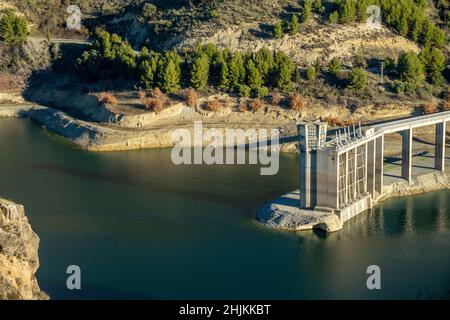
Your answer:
[77,31,298,97]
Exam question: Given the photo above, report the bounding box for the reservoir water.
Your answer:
[0,118,449,299]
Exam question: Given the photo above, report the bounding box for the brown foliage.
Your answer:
[96,92,118,105]
[207,100,221,112]
[271,92,283,107]
[152,87,164,99]
[290,93,306,111]
[422,103,438,115]
[0,73,22,91]
[326,117,346,127]
[250,98,264,112]
[137,90,147,100]
[239,100,248,112]
[185,89,198,108]
[443,97,450,111]
[143,97,165,113]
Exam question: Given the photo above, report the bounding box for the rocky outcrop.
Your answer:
[377,171,450,204]
[0,198,48,300]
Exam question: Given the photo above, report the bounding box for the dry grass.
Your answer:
[290,93,306,111]
[421,103,438,115]
[207,100,221,112]
[250,98,264,112]
[0,73,23,91]
[185,89,198,108]
[96,92,118,105]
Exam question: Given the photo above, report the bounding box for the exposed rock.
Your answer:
[0,198,48,300]
[313,215,344,233]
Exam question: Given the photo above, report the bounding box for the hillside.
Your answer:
[1,0,449,126]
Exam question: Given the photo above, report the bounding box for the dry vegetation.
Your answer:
[207,100,221,112]
[96,92,118,105]
[290,93,306,111]
[185,89,198,108]
[421,103,438,114]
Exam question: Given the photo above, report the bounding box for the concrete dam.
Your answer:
[297,111,450,224]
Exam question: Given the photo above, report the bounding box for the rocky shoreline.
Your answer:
[0,198,48,300]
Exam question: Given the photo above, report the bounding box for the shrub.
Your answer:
[271,92,283,106]
[239,100,248,112]
[326,117,346,127]
[328,11,339,23]
[254,86,270,98]
[137,90,147,100]
[96,92,118,106]
[301,0,312,22]
[290,93,306,111]
[306,66,317,81]
[144,98,165,113]
[329,58,342,77]
[250,99,264,112]
[421,103,438,114]
[443,99,450,111]
[152,87,165,99]
[207,100,221,112]
[185,89,198,108]
[238,84,251,97]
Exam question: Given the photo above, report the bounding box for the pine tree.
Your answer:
[427,48,446,85]
[218,57,230,90]
[290,15,299,34]
[190,53,210,90]
[329,57,342,77]
[246,60,263,90]
[306,66,317,80]
[255,47,274,83]
[273,51,294,90]
[348,67,367,92]
[0,10,29,44]
[159,59,181,93]
[228,52,246,89]
[338,0,357,23]
[397,52,424,85]
[301,0,312,22]
[274,21,284,39]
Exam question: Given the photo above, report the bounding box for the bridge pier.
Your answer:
[375,135,384,195]
[401,128,413,182]
[435,121,446,171]
[367,140,376,198]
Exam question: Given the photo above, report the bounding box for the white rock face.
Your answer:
[0,198,48,300]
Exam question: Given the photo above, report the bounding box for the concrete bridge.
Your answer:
[298,111,450,222]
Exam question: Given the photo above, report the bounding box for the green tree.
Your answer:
[301,0,312,22]
[218,57,230,90]
[0,10,29,44]
[338,0,357,23]
[255,47,274,83]
[348,67,367,92]
[329,57,342,77]
[329,11,339,23]
[427,48,446,85]
[273,21,284,39]
[397,51,424,85]
[273,51,294,90]
[228,52,246,89]
[190,53,210,90]
[306,65,317,80]
[290,15,299,34]
[246,60,263,90]
[157,59,180,93]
